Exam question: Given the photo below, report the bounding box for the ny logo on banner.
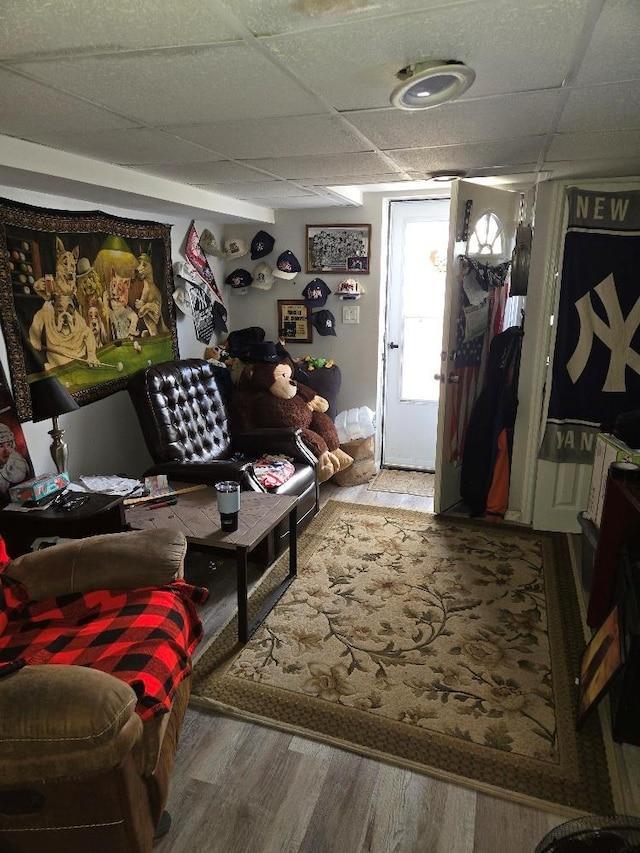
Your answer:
[567,273,640,392]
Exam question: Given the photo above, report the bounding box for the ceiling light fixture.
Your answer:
[430,170,467,182]
[390,60,475,110]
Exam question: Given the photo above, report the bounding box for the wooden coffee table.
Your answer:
[125,486,298,643]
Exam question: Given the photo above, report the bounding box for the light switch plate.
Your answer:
[343,305,360,324]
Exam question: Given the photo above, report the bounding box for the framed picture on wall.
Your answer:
[577,605,624,726]
[277,300,312,344]
[305,224,371,274]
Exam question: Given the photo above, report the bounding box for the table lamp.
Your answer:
[29,376,80,473]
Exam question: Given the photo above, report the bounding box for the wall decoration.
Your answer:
[305,224,371,274]
[577,605,624,726]
[0,198,178,420]
[539,188,640,464]
[277,300,312,344]
[0,361,34,507]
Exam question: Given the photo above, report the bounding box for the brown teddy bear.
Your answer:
[230,359,353,483]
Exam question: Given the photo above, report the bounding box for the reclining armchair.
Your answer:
[0,528,202,853]
[127,358,319,561]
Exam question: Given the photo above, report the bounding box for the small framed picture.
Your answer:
[305,224,371,274]
[277,300,312,344]
[577,605,625,726]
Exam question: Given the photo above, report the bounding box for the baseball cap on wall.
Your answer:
[225,268,252,289]
[272,250,302,280]
[302,278,331,307]
[251,262,275,291]
[250,230,275,260]
[311,309,337,337]
[199,229,225,258]
[213,300,228,332]
[223,236,249,260]
[336,278,365,299]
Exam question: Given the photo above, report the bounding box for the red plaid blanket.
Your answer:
[0,571,209,721]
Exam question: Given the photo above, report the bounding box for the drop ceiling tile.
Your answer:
[391,138,546,172]
[164,115,368,159]
[0,0,242,61]
[575,1,640,85]
[301,173,413,186]
[198,181,319,198]
[139,160,275,183]
[543,156,640,180]
[24,128,225,165]
[0,69,136,136]
[229,0,472,36]
[263,0,592,110]
[343,91,559,150]
[12,45,322,125]
[548,129,640,160]
[241,152,395,179]
[558,82,640,133]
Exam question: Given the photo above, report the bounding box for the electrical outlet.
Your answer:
[343,305,360,324]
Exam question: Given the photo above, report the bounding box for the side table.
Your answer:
[0,493,126,557]
[125,487,298,643]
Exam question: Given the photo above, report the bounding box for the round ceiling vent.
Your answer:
[390,60,475,110]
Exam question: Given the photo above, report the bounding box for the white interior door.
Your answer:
[434,180,520,513]
[382,199,450,470]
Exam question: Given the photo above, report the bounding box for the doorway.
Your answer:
[381,198,450,471]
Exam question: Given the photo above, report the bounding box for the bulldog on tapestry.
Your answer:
[28,292,99,370]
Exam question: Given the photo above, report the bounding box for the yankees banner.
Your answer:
[539,188,640,463]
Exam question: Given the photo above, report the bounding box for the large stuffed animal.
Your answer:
[230,359,353,483]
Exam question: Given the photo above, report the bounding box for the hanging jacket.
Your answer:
[460,326,524,518]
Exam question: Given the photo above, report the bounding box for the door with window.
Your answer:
[382,199,450,470]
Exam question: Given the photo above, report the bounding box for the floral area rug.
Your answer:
[367,468,435,497]
[191,501,617,815]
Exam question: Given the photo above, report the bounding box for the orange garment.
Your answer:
[484,429,510,523]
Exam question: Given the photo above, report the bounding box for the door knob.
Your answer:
[434,373,445,382]
[389,342,399,349]
[448,373,461,384]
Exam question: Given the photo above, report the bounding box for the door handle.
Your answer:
[434,373,445,382]
[448,373,461,384]
[388,342,399,349]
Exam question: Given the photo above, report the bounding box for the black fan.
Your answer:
[536,815,640,852]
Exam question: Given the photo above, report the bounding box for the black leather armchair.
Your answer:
[127,358,319,562]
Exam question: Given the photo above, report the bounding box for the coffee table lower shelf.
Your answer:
[125,487,298,643]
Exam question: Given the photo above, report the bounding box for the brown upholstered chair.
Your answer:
[0,529,197,853]
[127,358,319,562]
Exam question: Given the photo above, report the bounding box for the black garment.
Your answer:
[460,326,524,517]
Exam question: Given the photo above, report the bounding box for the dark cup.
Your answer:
[215,481,240,532]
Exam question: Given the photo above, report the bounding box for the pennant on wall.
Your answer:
[184,222,223,303]
[539,188,640,463]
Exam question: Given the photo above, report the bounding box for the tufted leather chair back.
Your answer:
[128,359,233,464]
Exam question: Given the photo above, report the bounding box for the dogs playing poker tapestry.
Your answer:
[539,188,640,464]
[0,198,178,420]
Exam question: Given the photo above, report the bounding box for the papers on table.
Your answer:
[76,475,145,497]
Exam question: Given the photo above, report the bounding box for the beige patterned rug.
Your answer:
[191,501,618,815]
[368,468,435,496]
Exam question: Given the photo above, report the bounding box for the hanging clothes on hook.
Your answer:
[460,324,524,520]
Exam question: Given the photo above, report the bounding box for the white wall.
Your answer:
[0,185,228,480]
[0,181,547,528]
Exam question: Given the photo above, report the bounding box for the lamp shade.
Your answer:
[29,376,80,422]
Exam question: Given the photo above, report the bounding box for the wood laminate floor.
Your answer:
[154,480,639,853]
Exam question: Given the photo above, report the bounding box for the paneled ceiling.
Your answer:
[0,0,638,216]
